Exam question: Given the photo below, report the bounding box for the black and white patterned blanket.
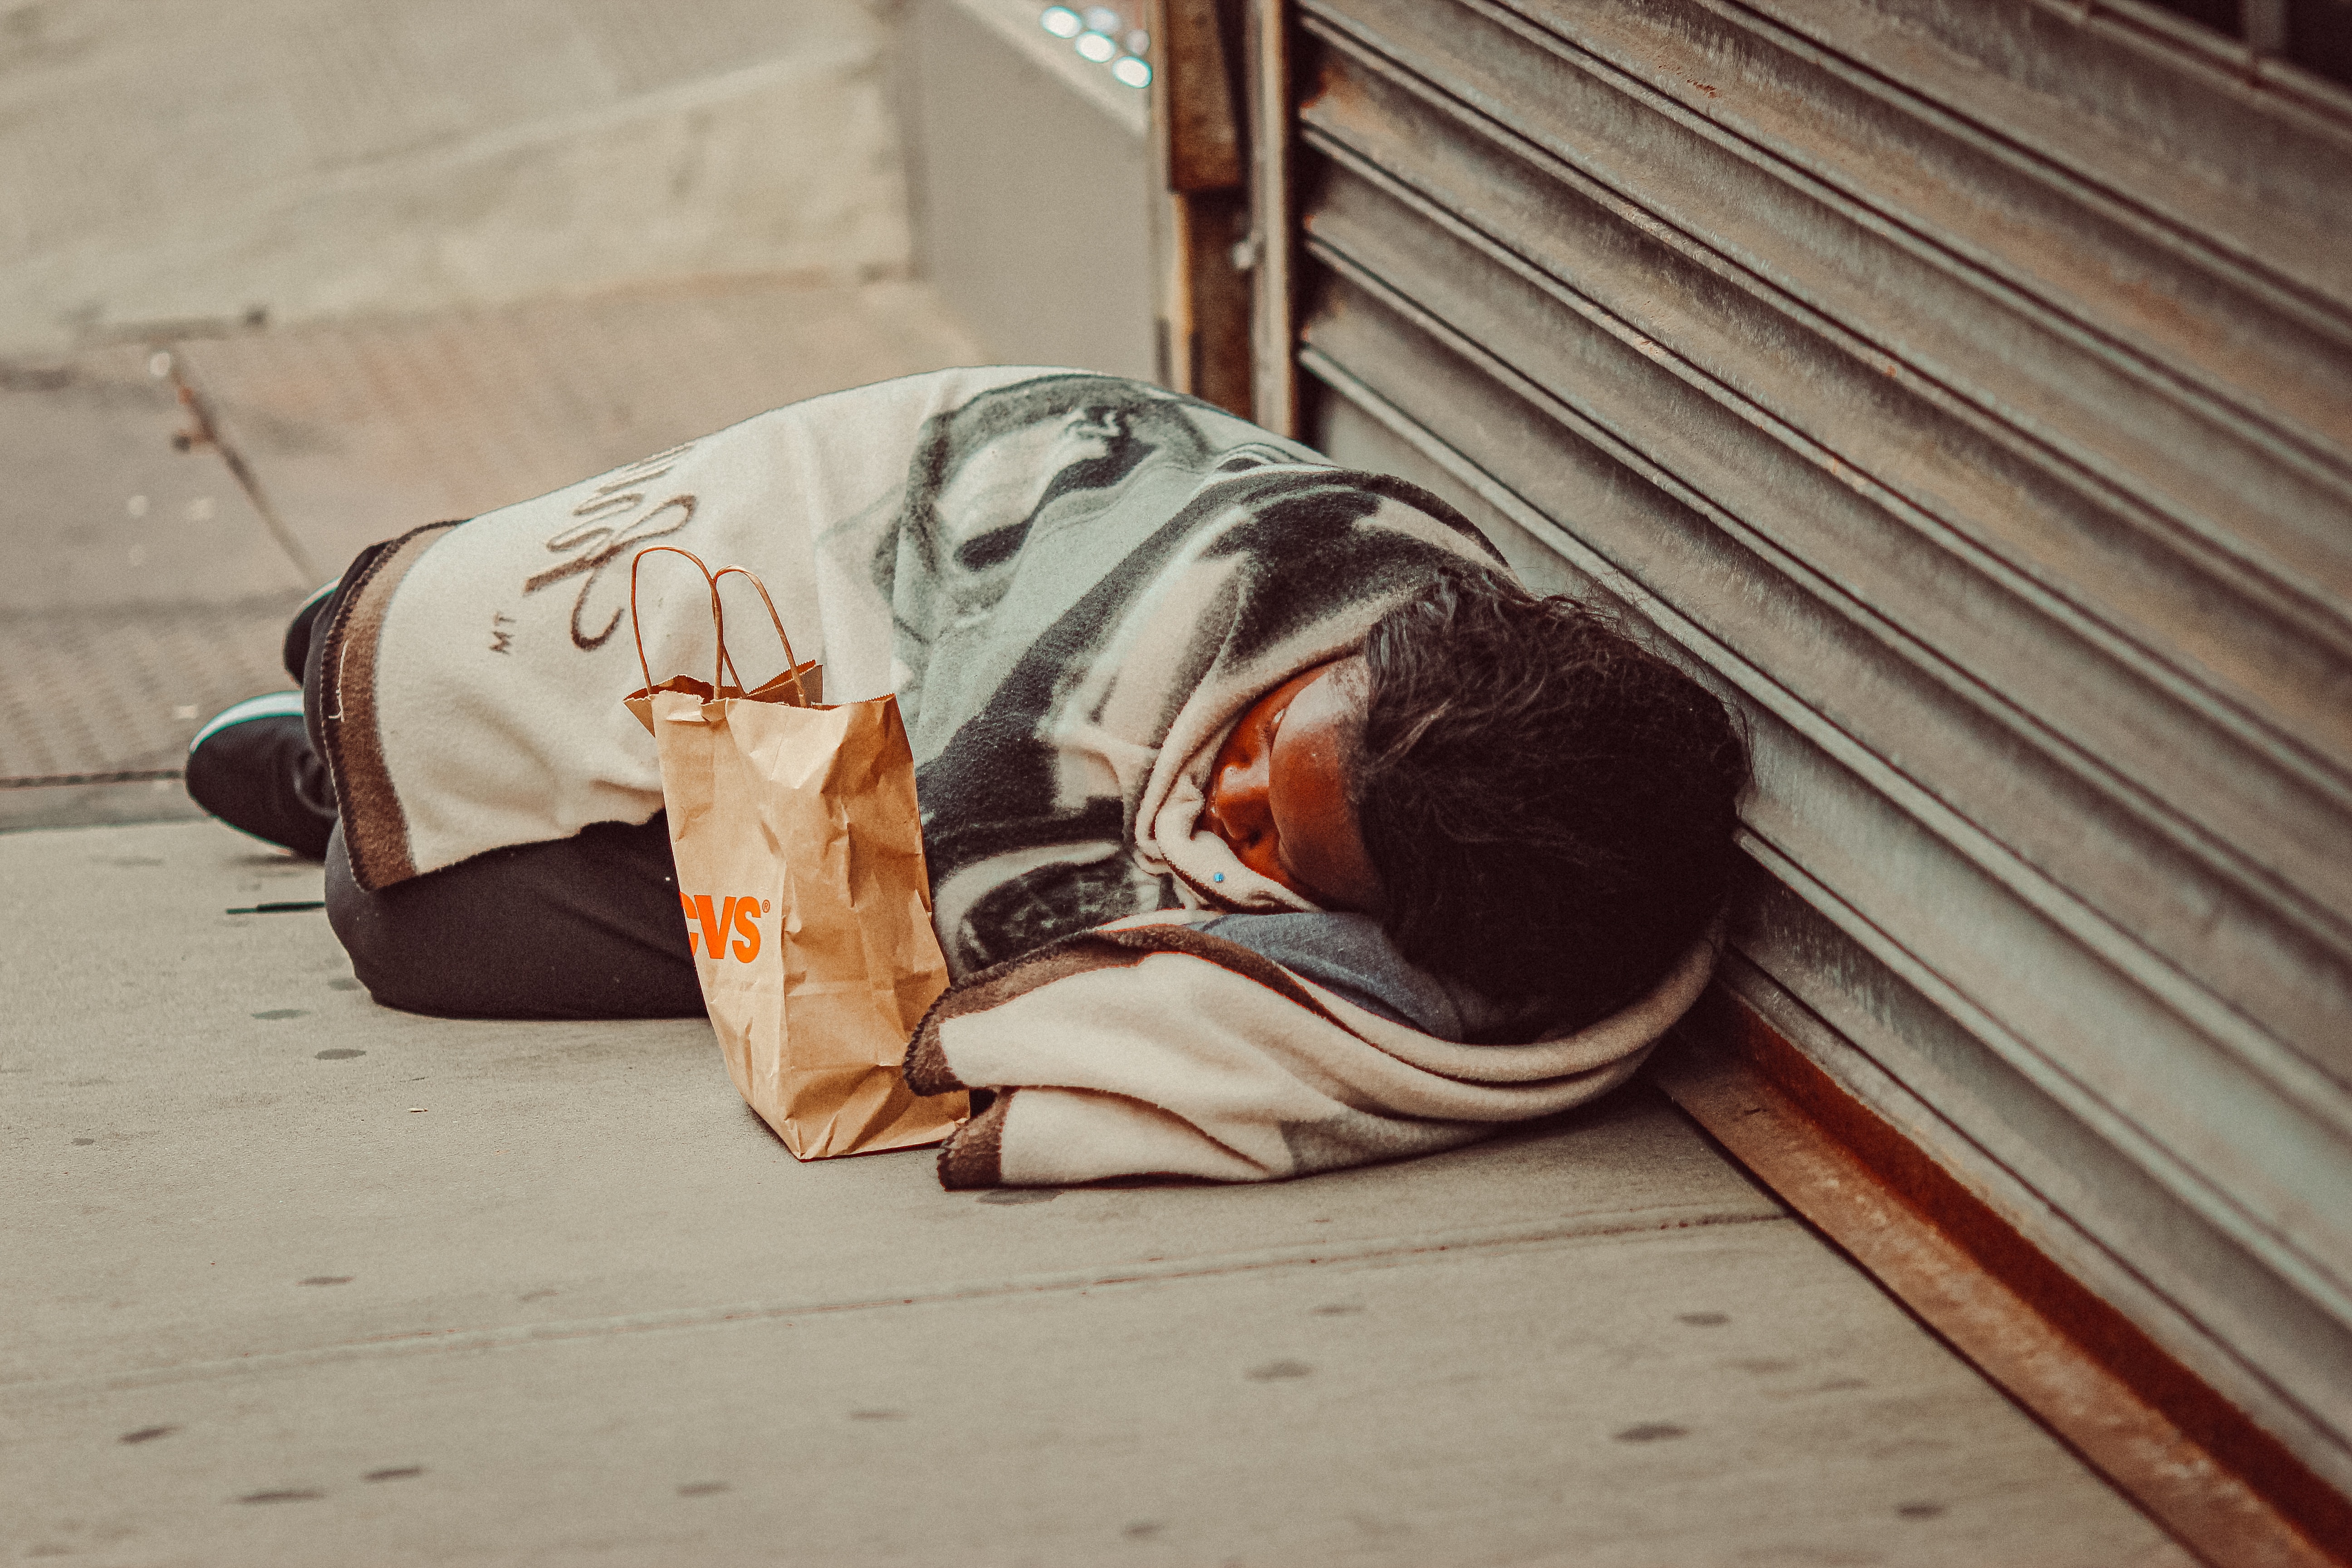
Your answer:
[320,368,1509,975]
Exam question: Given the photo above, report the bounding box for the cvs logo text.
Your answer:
[681,893,767,962]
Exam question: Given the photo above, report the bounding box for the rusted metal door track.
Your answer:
[1652,991,2352,1568]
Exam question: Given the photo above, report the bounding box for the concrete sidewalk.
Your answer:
[0,819,2190,1565]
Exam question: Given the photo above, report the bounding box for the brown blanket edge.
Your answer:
[318,521,464,891]
[936,1089,1014,1188]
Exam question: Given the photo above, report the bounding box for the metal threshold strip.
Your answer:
[1651,994,2352,1568]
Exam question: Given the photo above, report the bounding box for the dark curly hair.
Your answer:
[1351,572,1750,1036]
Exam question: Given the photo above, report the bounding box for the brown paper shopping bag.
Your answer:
[625,547,966,1159]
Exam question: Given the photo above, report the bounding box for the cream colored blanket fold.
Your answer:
[903,911,1717,1188]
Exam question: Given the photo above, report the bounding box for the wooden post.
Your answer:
[1244,0,1295,437]
[1146,0,1254,417]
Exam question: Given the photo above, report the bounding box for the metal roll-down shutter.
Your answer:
[1276,0,2352,1507]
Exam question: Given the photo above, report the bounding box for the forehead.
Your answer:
[1272,660,1361,753]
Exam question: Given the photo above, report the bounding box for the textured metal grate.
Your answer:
[0,595,299,784]
[181,276,990,576]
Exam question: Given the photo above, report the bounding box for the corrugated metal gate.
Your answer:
[1263,0,2352,1504]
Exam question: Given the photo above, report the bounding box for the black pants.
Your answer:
[323,816,703,1019]
[186,559,704,1020]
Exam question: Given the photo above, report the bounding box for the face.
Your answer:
[1202,659,1383,912]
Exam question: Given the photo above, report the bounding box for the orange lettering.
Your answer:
[731,897,761,962]
[684,893,730,959]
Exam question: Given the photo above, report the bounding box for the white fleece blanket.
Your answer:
[904,910,1717,1187]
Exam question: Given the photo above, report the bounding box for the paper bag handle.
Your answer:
[628,545,807,704]
[630,545,730,696]
[711,566,811,707]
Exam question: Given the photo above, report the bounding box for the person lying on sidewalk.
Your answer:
[188,368,1749,1183]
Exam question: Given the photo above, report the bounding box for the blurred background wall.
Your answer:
[0,0,913,354]
[900,0,1154,380]
[0,0,1159,369]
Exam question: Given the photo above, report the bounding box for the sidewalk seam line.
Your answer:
[3,1206,1789,1400]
